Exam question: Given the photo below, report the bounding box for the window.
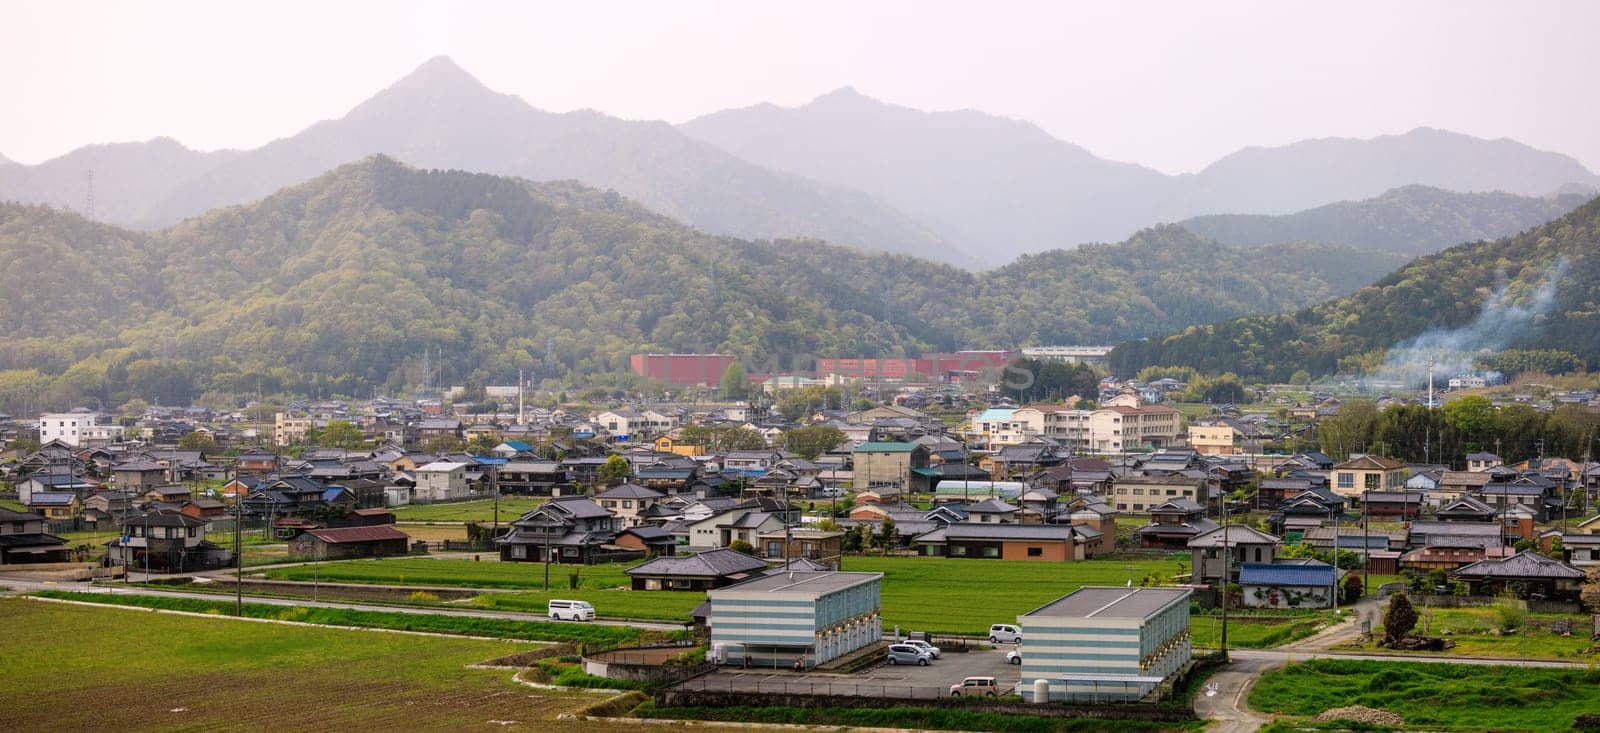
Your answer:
[1117,503,1127,510]
[982,547,1000,558]
[1132,488,1143,496]
[1026,547,1043,557]
[511,546,527,559]
[1364,474,1380,491]
[622,500,633,509]
[1337,473,1355,489]
[1167,489,1178,496]
[950,545,968,557]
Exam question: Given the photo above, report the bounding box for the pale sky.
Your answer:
[5,0,1598,173]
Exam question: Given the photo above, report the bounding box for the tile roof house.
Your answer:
[625,548,767,590]
[1452,550,1586,600]
[0,506,71,563]
[1238,560,1341,608]
[496,496,624,565]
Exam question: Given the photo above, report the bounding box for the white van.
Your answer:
[988,624,1021,643]
[548,599,595,621]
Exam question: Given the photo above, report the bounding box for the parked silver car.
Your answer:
[901,640,942,659]
[885,643,931,666]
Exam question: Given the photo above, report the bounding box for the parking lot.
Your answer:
[678,646,1022,700]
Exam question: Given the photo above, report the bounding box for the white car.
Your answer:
[547,599,595,621]
[1005,649,1021,665]
[902,640,942,659]
[988,624,1021,644]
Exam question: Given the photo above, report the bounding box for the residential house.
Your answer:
[27,492,80,521]
[234,450,281,478]
[1330,455,1407,499]
[687,508,785,551]
[1188,525,1281,585]
[1110,474,1208,514]
[496,496,622,564]
[0,507,71,563]
[1239,561,1340,608]
[288,525,410,560]
[614,526,678,556]
[111,460,168,491]
[497,461,568,496]
[851,442,929,490]
[1136,499,1218,549]
[1189,423,1243,456]
[1466,452,1503,472]
[413,461,469,503]
[1361,490,1426,519]
[594,483,665,528]
[964,498,1020,524]
[755,528,843,568]
[107,510,229,572]
[914,523,1106,561]
[1452,551,1586,601]
[625,548,767,590]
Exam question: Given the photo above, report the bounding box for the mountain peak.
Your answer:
[810,86,876,105]
[390,55,487,92]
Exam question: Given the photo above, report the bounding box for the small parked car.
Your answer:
[950,676,999,696]
[902,639,942,659]
[1005,649,1022,665]
[886,643,931,666]
[988,624,1021,643]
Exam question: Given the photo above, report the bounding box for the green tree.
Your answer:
[177,431,214,450]
[1289,370,1311,387]
[467,433,500,454]
[874,516,897,555]
[1318,401,1379,459]
[781,425,847,459]
[727,539,755,556]
[1442,395,1495,438]
[320,420,366,449]
[720,362,748,401]
[598,454,632,483]
[1384,593,1419,644]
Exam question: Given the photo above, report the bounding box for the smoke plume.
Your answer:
[1375,257,1568,388]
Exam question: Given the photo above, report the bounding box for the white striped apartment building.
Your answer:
[708,571,883,669]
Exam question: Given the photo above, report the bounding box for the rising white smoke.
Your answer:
[1374,257,1568,388]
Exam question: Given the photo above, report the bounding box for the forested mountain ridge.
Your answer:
[0,57,961,264]
[0,157,1410,410]
[1108,193,1600,382]
[682,91,1599,262]
[1177,185,1588,257]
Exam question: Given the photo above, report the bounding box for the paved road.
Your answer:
[1194,654,1275,733]
[683,648,1021,700]
[0,575,682,631]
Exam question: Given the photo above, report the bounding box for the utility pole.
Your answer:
[234,499,243,616]
[1219,496,1230,656]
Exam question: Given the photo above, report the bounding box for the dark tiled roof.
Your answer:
[626,548,766,578]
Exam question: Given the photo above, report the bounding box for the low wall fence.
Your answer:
[583,641,711,684]
[1414,594,1580,614]
[656,685,1195,721]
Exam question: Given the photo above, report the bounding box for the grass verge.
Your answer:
[32,590,651,646]
[1250,658,1600,731]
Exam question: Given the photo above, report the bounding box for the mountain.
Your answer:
[681,87,1174,263]
[1107,193,1600,382]
[0,137,242,225]
[0,157,1407,410]
[1169,128,1600,218]
[0,57,960,263]
[1177,185,1588,257]
[682,92,1599,262]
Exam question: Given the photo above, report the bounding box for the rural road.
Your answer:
[0,575,683,631]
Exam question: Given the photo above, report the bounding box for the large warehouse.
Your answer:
[707,571,883,669]
[1017,586,1192,701]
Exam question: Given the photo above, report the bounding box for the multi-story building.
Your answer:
[38,411,121,447]
[1189,423,1243,456]
[413,461,468,502]
[1000,403,1181,453]
[1330,455,1407,499]
[274,413,314,446]
[851,442,930,490]
[709,571,883,669]
[1017,586,1192,701]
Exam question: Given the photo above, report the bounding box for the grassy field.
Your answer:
[1251,658,1600,731]
[392,497,546,522]
[0,597,580,732]
[1375,605,1600,660]
[34,590,652,646]
[264,557,635,589]
[1189,610,1337,649]
[260,553,1323,644]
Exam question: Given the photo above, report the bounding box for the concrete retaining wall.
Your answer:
[652,690,1195,722]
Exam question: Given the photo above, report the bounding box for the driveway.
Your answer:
[681,647,1021,700]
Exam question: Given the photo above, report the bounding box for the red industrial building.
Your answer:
[815,351,1012,382]
[630,353,738,387]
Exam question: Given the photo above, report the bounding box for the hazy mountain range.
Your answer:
[1110,192,1600,381]
[2,56,1596,268]
[0,156,1414,409]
